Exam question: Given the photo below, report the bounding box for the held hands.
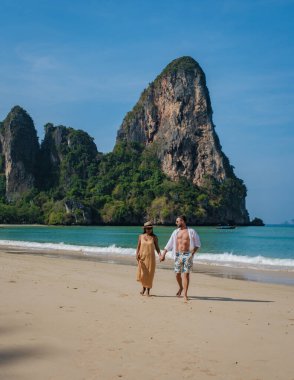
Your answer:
[159,253,166,262]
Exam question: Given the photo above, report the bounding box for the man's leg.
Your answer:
[182,273,190,301]
[176,273,183,296]
[174,255,183,296]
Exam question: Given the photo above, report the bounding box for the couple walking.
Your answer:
[136,215,201,301]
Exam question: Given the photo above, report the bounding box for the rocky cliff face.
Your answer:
[0,57,251,225]
[37,124,99,224]
[117,56,249,224]
[39,123,99,189]
[42,123,98,162]
[117,56,234,185]
[0,106,39,201]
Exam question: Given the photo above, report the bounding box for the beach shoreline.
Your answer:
[1,248,294,380]
[1,245,294,287]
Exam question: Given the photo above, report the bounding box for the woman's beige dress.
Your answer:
[136,236,156,289]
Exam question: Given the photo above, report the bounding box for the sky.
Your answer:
[0,0,293,224]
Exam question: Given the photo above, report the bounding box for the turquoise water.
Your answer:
[0,225,293,270]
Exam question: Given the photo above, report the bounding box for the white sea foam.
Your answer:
[0,240,136,256]
[196,252,294,271]
[1,239,294,270]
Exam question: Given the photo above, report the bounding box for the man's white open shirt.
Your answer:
[164,228,201,258]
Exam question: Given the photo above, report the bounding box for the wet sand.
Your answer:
[3,244,294,286]
[1,248,294,380]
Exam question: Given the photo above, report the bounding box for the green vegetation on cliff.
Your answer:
[38,124,99,195]
[0,135,248,225]
[154,56,202,82]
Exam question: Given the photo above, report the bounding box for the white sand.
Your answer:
[1,250,294,380]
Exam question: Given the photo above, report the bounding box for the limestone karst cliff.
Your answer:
[36,124,100,224]
[39,123,99,190]
[117,56,234,185]
[0,57,252,225]
[117,56,249,224]
[0,106,39,201]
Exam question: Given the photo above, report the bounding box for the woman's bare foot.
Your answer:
[176,287,183,297]
[140,287,146,296]
[146,289,151,297]
[184,295,189,302]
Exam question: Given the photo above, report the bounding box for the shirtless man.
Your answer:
[160,215,201,301]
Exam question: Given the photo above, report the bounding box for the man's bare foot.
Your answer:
[184,296,189,302]
[140,287,146,296]
[176,287,183,297]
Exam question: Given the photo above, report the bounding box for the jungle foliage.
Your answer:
[0,137,249,225]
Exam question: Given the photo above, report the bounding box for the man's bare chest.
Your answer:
[177,230,189,241]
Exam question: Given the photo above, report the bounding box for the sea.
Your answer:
[1,225,294,284]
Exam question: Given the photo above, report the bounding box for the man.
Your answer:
[160,215,201,301]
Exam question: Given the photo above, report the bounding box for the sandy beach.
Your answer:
[1,249,294,380]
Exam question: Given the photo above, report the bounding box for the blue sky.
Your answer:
[0,0,293,224]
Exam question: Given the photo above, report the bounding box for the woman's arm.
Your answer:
[136,235,141,261]
[153,236,161,255]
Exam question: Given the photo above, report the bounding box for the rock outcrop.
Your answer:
[117,56,249,224]
[37,124,99,224]
[39,123,99,190]
[117,56,234,185]
[0,106,39,201]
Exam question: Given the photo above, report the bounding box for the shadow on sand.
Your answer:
[151,295,273,303]
[0,346,53,367]
[0,326,54,368]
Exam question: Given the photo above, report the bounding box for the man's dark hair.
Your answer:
[178,215,187,223]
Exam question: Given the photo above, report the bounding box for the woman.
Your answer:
[136,221,161,296]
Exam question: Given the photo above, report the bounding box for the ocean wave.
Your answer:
[1,239,294,270]
[0,239,136,256]
[196,252,294,270]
